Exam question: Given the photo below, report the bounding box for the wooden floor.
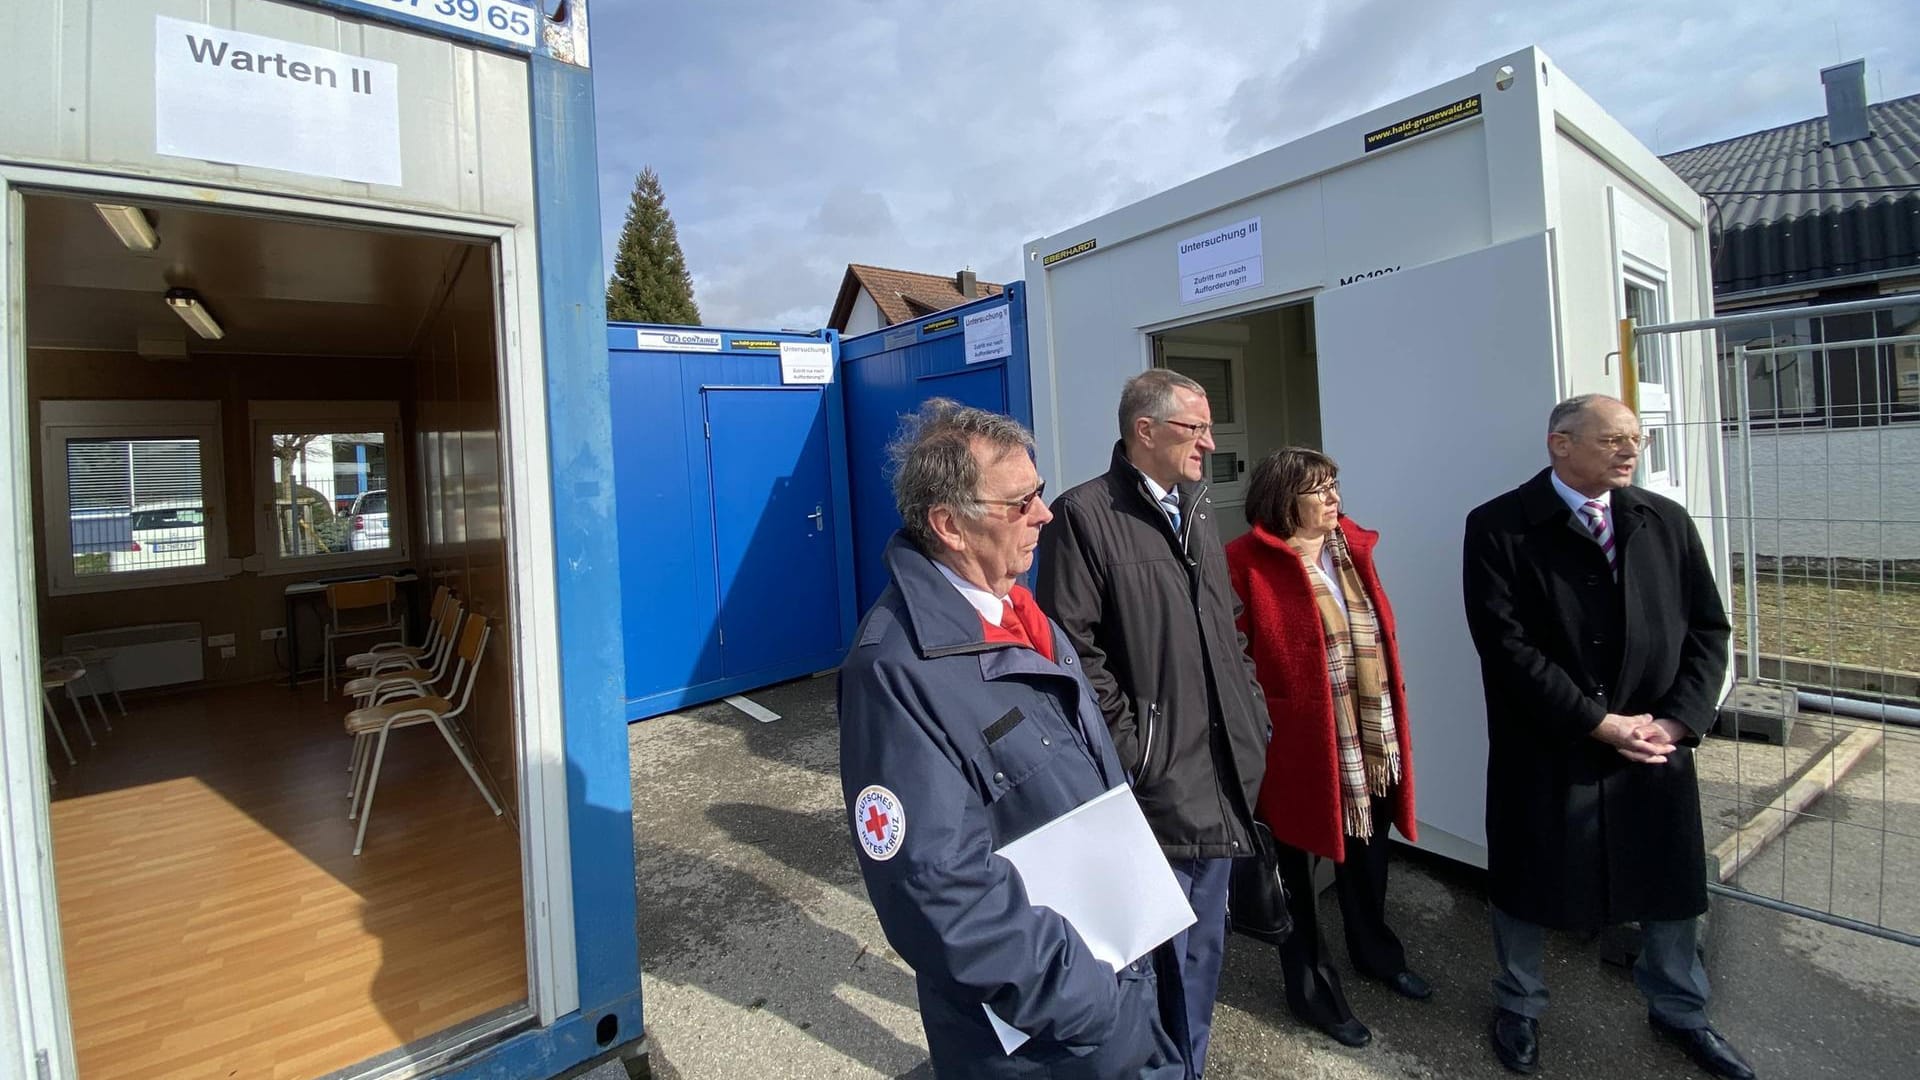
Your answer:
[48,680,526,1079]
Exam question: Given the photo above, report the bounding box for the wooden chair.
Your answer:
[66,646,126,720]
[341,599,464,709]
[344,614,504,855]
[345,584,452,676]
[40,670,80,767]
[41,657,100,753]
[322,577,403,702]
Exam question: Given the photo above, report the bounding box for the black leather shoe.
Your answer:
[1649,1016,1757,1080]
[1490,1009,1539,1074]
[1318,1016,1372,1048]
[1384,969,1433,1000]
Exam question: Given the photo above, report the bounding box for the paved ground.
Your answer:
[627,676,1920,1079]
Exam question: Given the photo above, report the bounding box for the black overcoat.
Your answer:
[1462,468,1730,930]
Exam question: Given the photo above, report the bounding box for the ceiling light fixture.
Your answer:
[94,204,159,251]
[164,288,224,340]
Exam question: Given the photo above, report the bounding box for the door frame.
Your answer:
[0,163,576,1079]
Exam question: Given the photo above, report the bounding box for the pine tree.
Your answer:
[605,167,702,325]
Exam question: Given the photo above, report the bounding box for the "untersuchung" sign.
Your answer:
[154,16,402,186]
[1177,216,1264,305]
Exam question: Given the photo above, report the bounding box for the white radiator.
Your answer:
[61,622,203,692]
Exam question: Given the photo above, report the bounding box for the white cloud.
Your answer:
[593,0,1919,328]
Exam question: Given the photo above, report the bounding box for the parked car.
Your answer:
[109,500,206,572]
[347,489,391,552]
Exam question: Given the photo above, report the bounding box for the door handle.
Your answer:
[807,505,825,532]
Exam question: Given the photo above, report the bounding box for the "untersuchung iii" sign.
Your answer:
[155,16,402,186]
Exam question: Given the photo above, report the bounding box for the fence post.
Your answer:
[1733,343,1761,681]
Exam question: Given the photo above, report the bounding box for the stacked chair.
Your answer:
[341,599,504,855]
[41,654,116,781]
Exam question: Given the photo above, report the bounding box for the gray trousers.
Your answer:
[1490,906,1710,1029]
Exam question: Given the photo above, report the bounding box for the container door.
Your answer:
[840,286,1032,611]
[1313,231,1558,866]
[704,387,840,678]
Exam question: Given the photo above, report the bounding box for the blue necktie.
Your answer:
[1161,491,1181,533]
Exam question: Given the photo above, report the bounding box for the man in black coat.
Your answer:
[1037,370,1270,1079]
[1462,394,1753,1080]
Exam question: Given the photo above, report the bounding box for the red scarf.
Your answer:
[979,584,1055,662]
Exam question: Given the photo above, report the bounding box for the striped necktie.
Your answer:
[1581,500,1616,577]
[1161,491,1181,532]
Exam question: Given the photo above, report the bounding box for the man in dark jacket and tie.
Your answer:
[1037,370,1271,1078]
[1462,394,1753,1079]
[839,399,1184,1079]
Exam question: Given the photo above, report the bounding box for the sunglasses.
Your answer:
[974,480,1047,515]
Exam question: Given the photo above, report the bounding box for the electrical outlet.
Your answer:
[218,645,237,660]
[260,627,287,641]
[206,633,236,648]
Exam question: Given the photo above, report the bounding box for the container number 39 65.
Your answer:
[379,0,539,49]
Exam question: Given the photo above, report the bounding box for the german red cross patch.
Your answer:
[853,784,905,861]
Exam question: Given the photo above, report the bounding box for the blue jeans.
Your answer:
[1491,905,1710,1028]
[1166,858,1233,1078]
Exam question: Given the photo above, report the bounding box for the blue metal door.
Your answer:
[704,387,841,678]
[840,286,1032,611]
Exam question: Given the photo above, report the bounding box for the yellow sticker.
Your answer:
[1042,237,1098,268]
[1364,95,1482,153]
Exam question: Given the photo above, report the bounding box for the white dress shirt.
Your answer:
[1309,542,1348,619]
[934,559,1007,625]
[1550,470,1612,533]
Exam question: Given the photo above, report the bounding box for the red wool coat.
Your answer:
[1225,517,1417,863]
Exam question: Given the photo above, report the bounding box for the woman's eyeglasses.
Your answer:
[1301,480,1341,501]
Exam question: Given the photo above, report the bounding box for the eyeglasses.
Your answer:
[1590,433,1648,452]
[974,480,1047,515]
[1160,418,1214,439]
[1301,480,1341,501]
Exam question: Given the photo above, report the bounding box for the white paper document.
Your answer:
[984,784,1197,1053]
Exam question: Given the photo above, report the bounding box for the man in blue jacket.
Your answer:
[839,399,1185,1079]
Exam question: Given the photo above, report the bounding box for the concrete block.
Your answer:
[1713,681,1799,745]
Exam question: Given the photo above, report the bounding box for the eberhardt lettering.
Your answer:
[731,338,781,350]
[1041,237,1097,267]
[1363,94,1482,152]
[921,317,958,333]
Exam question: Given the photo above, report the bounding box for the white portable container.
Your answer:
[1022,47,1724,867]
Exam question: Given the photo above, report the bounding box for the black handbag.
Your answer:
[1227,820,1293,946]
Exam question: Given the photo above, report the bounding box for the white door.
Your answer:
[1314,231,1561,867]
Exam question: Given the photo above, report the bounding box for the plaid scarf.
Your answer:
[1288,529,1400,839]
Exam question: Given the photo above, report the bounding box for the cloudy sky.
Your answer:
[591,0,1918,330]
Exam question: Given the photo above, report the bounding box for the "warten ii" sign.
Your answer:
[155,16,403,186]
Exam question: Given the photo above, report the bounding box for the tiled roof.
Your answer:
[828,264,1004,331]
[1660,94,1920,295]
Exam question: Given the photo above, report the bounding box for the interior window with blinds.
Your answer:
[65,437,206,577]
[266,431,390,558]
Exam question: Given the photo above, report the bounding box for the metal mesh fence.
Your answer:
[1639,294,1920,945]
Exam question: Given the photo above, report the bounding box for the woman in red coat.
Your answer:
[1224,448,1427,1049]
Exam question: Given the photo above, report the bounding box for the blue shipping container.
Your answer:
[838,285,1034,612]
[609,325,859,720]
